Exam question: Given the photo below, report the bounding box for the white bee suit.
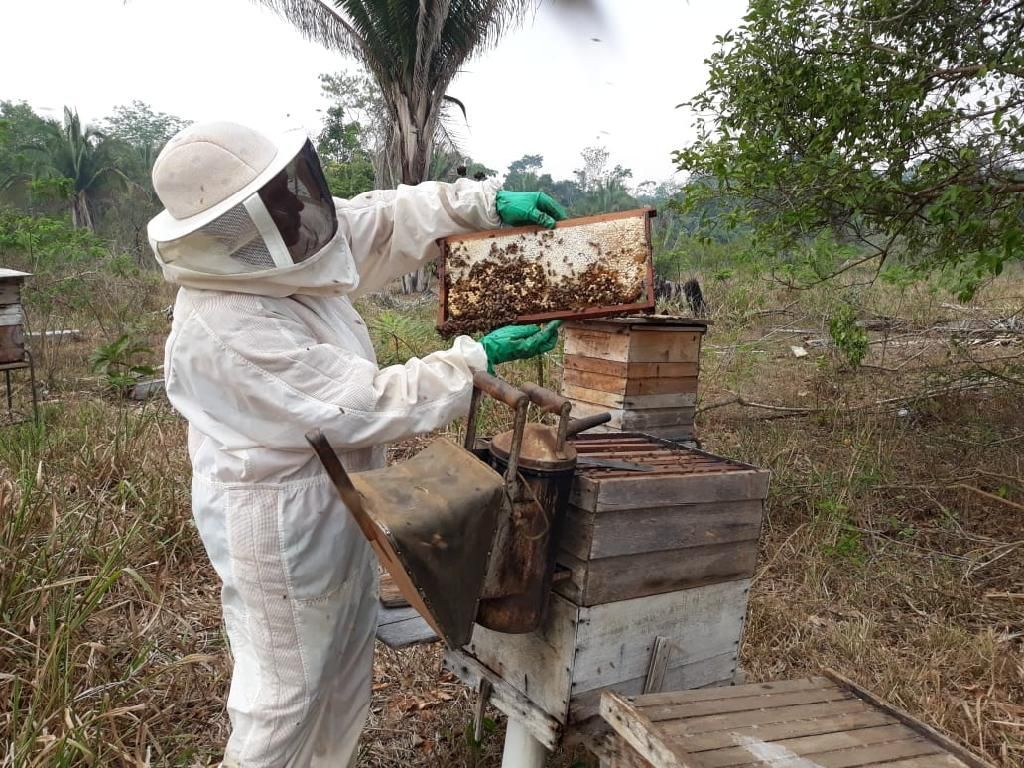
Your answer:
[158,175,499,767]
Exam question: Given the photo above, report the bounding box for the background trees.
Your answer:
[675,0,1024,294]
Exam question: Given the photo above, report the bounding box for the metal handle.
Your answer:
[520,382,573,453]
[473,370,529,408]
[464,371,529,496]
[566,412,612,437]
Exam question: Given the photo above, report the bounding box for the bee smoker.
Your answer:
[472,379,611,634]
[307,372,609,648]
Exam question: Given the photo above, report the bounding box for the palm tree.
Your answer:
[258,0,535,188]
[27,108,128,231]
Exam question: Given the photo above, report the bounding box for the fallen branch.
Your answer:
[697,379,1002,419]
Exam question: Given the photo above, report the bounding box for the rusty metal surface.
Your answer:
[307,433,504,649]
[569,433,760,478]
[437,208,657,335]
[476,458,575,634]
[490,423,577,472]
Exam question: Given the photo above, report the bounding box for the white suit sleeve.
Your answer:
[335,177,501,297]
[165,293,488,452]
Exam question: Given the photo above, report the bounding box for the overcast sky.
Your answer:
[2,0,748,185]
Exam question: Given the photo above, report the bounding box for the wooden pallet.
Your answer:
[598,671,994,768]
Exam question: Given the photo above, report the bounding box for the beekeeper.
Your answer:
[147,121,566,768]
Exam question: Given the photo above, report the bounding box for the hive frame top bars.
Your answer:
[437,207,657,330]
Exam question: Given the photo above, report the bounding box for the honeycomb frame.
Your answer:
[438,208,656,336]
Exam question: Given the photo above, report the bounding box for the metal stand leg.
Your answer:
[501,718,547,768]
[26,351,39,425]
[4,368,11,418]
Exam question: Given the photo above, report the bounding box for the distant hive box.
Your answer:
[438,209,656,336]
[561,317,708,442]
[0,269,30,365]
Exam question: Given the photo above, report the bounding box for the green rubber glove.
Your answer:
[495,191,568,229]
[480,321,563,374]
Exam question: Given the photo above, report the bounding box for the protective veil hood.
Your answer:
[154,218,359,298]
[147,120,357,297]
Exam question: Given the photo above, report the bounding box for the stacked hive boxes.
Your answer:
[444,435,769,747]
[0,270,30,365]
[560,317,707,442]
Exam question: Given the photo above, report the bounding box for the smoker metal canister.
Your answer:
[476,423,577,634]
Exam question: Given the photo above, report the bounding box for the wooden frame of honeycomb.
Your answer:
[437,208,656,336]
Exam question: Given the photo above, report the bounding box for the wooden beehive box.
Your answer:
[561,317,708,442]
[438,209,656,336]
[556,434,768,607]
[597,672,994,768]
[0,269,30,365]
[444,436,769,750]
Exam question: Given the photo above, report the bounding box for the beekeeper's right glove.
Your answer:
[495,191,568,229]
[480,322,562,373]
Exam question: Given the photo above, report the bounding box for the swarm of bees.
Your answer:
[440,216,649,337]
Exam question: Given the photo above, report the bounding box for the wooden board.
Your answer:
[375,604,438,648]
[570,654,738,724]
[567,401,698,431]
[565,369,700,397]
[0,304,24,326]
[0,283,21,306]
[453,580,751,728]
[565,356,700,380]
[444,650,563,751]
[464,591,580,720]
[564,326,703,365]
[560,500,765,561]
[571,469,771,513]
[564,384,697,411]
[0,324,25,365]
[379,571,409,608]
[555,543,758,606]
[597,674,993,768]
[570,580,749,699]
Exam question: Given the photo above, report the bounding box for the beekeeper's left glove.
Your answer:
[480,322,562,373]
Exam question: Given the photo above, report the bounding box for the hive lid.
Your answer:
[490,422,577,472]
[566,314,710,330]
[0,269,31,281]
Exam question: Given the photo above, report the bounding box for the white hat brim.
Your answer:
[147,127,310,243]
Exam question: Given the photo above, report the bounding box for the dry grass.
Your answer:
[1,267,1021,767]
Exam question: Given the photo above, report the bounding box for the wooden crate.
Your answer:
[557,434,769,607]
[0,269,29,365]
[443,435,768,749]
[562,317,708,441]
[438,209,656,335]
[597,671,994,768]
[445,579,750,750]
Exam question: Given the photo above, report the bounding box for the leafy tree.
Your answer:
[570,145,638,216]
[316,72,377,198]
[102,101,190,156]
[676,0,1024,292]
[502,153,555,193]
